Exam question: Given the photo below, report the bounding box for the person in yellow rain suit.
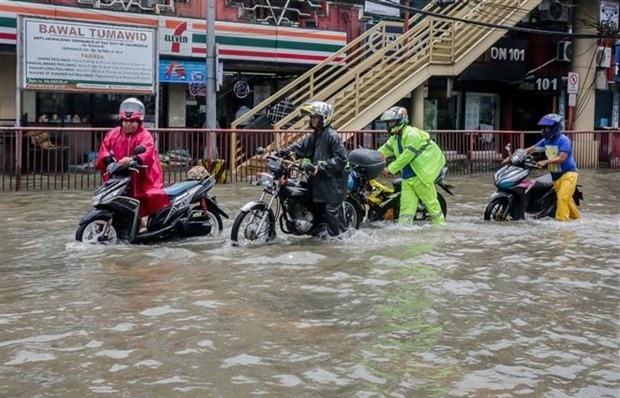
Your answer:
[377,106,446,225]
[525,113,581,221]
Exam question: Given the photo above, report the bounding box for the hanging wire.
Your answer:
[367,0,620,39]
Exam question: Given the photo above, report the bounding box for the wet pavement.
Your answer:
[1,171,619,397]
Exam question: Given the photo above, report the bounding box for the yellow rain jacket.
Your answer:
[378,125,445,184]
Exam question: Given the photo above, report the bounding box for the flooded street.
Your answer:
[1,171,619,397]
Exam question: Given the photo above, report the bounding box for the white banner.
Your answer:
[22,18,156,94]
[364,0,400,17]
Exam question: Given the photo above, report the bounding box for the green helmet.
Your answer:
[380,106,408,134]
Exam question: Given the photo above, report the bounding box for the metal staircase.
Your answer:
[231,0,543,172]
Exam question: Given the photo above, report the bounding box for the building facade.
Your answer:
[0,0,618,137]
[0,0,361,129]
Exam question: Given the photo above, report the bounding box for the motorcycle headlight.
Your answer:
[258,173,274,187]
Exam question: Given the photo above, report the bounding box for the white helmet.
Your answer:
[300,101,333,128]
[119,98,145,122]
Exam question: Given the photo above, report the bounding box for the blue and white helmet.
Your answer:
[537,113,564,140]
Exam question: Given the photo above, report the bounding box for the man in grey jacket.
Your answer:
[276,101,349,237]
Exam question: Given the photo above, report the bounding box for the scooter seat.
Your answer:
[164,180,200,197]
[533,174,554,189]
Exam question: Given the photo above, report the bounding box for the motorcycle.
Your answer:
[76,146,229,244]
[346,148,454,222]
[230,148,363,246]
[484,144,583,221]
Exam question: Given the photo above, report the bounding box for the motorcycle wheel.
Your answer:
[230,203,276,246]
[344,198,363,230]
[76,216,118,243]
[484,197,512,221]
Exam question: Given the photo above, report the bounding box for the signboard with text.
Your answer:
[460,38,528,82]
[22,18,156,94]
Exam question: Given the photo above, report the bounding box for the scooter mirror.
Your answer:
[505,143,512,155]
[256,147,265,155]
[134,145,146,155]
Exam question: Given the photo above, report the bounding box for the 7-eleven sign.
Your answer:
[161,19,191,56]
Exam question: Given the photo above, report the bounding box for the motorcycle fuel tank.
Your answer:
[281,185,310,198]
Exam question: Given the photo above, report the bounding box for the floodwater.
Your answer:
[1,171,619,398]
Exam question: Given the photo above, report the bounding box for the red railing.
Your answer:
[1,127,618,191]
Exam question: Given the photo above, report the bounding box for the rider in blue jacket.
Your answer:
[524,113,580,221]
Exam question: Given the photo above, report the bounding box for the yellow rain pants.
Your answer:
[553,171,581,221]
[399,177,445,225]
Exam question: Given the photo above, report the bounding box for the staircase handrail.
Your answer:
[230,20,402,129]
[281,0,538,131]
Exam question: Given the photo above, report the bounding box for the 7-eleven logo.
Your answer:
[164,21,188,53]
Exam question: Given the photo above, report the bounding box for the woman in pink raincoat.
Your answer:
[96,98,170,221]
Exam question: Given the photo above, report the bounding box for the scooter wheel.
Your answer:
[205,211,224,235]
[76,216,118,243]
[484,197,511,221]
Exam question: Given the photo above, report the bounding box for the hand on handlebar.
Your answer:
[105,163,117,175]
[535,160,546,169]
[119,156,134,168]
[301,162,317,175]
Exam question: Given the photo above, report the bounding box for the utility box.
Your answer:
[556,41,572,63]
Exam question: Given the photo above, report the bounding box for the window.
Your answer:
[465,92,499,131]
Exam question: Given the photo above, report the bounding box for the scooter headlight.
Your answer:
[91,185,124,205]
[91,192,104,206]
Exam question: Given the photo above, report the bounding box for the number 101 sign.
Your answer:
[535,77,559,92]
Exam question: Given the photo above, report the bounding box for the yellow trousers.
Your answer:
[399,177,445,225]
[553,171,581,221]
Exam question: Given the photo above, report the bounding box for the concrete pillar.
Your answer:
[571,0,598,167]
[0,54,16,123]
[22,91,36,123]
[167,84,187,152]
[411,85,424,129]
[168,84,186,127]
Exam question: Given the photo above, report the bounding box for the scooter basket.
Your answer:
[349,148,385,180]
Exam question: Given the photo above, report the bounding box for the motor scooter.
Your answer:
[76,146,228,243]
[484,144,583,221]
[346,148,454,222]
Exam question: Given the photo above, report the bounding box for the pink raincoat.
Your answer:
[96,126,170,217]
